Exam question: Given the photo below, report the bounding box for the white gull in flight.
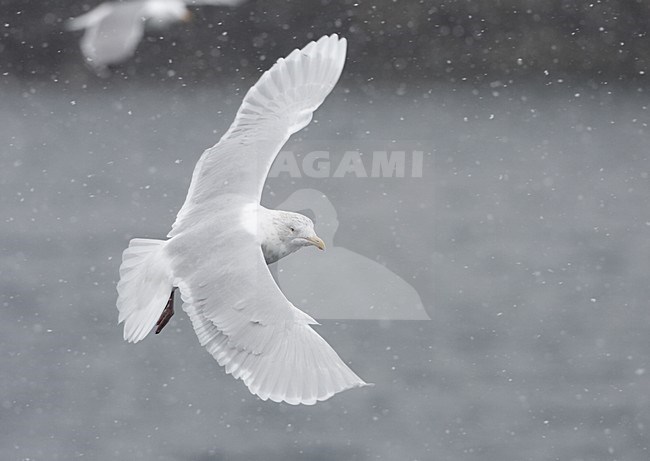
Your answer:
[66,0,244,73]
[116,34,370,405]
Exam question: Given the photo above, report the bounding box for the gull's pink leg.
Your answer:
[155,289,175,334]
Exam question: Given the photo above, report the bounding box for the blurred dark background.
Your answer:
[2,0,650,85]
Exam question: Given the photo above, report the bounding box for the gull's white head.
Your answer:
[259,209,326,264]
[279,211,326,252]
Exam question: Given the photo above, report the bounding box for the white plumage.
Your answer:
[66,0,244,73]
[116,35,370,405]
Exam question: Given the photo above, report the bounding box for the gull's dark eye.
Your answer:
[289,226,295,232]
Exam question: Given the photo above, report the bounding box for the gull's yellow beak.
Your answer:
[306,235,326,251]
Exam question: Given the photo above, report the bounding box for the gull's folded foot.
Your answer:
[156,290,175,334]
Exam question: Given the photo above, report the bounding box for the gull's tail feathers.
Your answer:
[117,238,173,343]
[181,292,370,405]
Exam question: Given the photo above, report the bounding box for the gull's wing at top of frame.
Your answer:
[168,34,347,238]
[68,2,148,68]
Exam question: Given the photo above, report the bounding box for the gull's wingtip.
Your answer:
[325,33,347,50]
[290,33,346,60]
[266,378,373,406]
[309,378,374,405]
[322,33,344,41]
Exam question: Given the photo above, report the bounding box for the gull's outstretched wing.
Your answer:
[165,35,368,404]
[167,195,368,405]
[68,1,147,69]
[168,34,347,238]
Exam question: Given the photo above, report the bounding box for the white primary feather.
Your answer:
[117,35,369,405]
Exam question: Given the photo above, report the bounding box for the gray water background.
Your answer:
[1,81,649,460]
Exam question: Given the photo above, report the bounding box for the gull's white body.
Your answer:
[116,35,369,405]
[67,0,243,72]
